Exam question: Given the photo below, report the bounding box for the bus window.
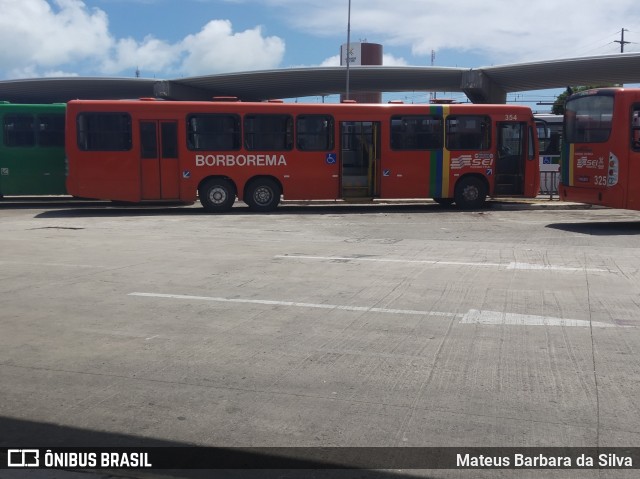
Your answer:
[4,114,35,147]
[296,115,334,151]
[38,114,65,147]
[244,114,293,151]
[445,115,490,150]
[77,113,132,151]
[187,114,241,151]
[565,94,613,143]
[390,115,442,150]
[140,122,158,158]
[161,122,178,158]
[528,126,535,160]
[632,106,640,151]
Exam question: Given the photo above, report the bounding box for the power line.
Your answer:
[614,28,631,53]
[559,28,639,58]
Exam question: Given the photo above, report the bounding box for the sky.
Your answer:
[1,0,640,109]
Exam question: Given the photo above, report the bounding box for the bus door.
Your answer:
[340,121,380,199]
[139,120,180,200]
[495,122,527,195]
[629,104,640,209]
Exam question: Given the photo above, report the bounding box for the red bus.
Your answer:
[65,99,540,211]
[561,87,640,210]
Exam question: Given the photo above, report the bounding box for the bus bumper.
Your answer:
[560,185,624,208]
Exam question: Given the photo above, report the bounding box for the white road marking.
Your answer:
[460,309,616,328]
[128,292,459,317]
[275,254,607,273]
[129,293,624,328]
[505,262,596,272]
[0,261,103,268]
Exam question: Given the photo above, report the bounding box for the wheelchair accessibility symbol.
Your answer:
[326,153,337,165]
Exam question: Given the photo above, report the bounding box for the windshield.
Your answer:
[564,93,614,143]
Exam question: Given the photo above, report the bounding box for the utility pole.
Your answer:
[430,50,436,102]
[345,0,351,101]
[614,28,630,53]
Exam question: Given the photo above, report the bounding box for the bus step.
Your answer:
[342,197,374,203]
[494,184,521,196]
[342,186,371,198]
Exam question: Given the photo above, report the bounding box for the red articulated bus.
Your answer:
[561,87,640,210]
[65,99,540,212]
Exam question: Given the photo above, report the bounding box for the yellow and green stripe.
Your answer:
[561,143,574,186]
[428,105,451,198]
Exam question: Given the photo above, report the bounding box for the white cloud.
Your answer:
[0,0,111,72]
[2,0,639,80]
[100,36,181,76]
[319,53,407,67]
[261,0,640,64]
[179,20,285,76]
[0,0,286,79]
[382,54,408,66]
[320,55,340,67]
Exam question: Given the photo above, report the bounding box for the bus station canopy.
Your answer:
[2,53,640,104]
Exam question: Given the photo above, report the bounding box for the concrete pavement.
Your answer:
[1,201,639,478]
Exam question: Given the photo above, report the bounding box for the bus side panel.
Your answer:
[279,152,340,200]
[627,153,640,210]
[66,105,141,202]
[626,100,640,210]
[560,142,626,208]
[564,144,626,208]
[0,105,67,196]
[380,151,430,199]
[0,146,66,196]
[68,153,141,202]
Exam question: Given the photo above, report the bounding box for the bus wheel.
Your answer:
[454,177,486,210]
[199,178,236,212]
[433,197,454,207]
[245,178,281,212]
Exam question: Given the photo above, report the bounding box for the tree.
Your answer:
[552,85,620,115]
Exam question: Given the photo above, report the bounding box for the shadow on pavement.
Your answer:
[30,203,457,219]
[0,416,437,479]
[546,221,640,236]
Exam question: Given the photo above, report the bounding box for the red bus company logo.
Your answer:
[576,157,604,169]
[8,449,39,467]
[450,155,494,170]
[195,154,287,167]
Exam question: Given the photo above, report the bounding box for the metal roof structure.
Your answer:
[0,77,158,104]
[1,53,640,104]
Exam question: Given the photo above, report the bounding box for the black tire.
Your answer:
[244,178,281,212]
[433,197,454,207]
[454,177,487,210]
[198,178,236,212]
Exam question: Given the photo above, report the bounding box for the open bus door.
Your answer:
[495,122,528,195]
[629,104,640,210]
[139,120,180,200]
[340,121,380,199]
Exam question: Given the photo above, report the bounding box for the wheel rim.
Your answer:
[254,186,273,205]
[208,186,228,205]
[462,185,479,202]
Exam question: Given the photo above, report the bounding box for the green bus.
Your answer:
[0,102,66,197]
